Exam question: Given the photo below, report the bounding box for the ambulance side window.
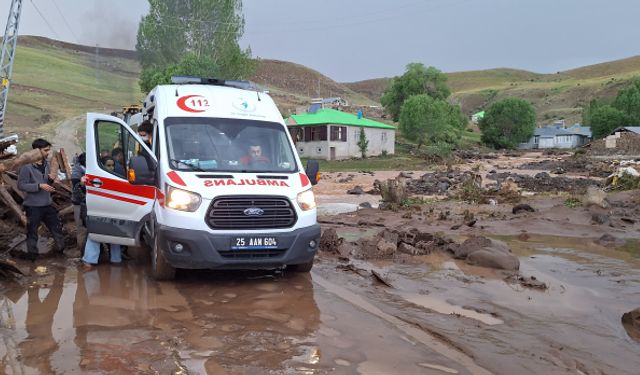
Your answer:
[154,121,160,159]
[95,121,126,178]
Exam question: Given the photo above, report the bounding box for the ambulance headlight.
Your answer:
[166,185,201,212]
[296,189,316,211]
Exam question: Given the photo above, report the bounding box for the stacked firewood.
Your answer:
[0,140,77,263]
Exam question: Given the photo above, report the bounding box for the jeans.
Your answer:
[82,237,122,265]
[25,205,65,255]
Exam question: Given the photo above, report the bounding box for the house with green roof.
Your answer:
[285,108,396,160]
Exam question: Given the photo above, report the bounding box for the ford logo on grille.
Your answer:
[244,207,264,216]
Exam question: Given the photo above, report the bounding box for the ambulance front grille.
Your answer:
[207,196,297,229]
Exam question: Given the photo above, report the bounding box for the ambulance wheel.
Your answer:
[289,259,314,273]
[152,235,175,280]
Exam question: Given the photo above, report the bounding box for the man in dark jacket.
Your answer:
[17,138,65,260]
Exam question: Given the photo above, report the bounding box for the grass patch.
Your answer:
[313,155,431,172]
[563,196,582,208]
[617,240,640,257]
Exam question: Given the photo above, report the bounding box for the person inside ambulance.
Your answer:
[239,142,270,166]
[136,120,153,149]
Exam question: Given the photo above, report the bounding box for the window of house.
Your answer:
[330,126,347,141]
[381,132,387,142]
[304,126,327,141]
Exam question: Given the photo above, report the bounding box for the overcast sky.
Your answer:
[3,0,639,82]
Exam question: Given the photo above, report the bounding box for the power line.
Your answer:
[51,0,80,42]
[28,0,59,39]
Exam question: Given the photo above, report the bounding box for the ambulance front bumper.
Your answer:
[155,224,321,270]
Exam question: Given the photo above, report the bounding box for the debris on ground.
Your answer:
[486,172,601,193]
[371,269,394,287]
[0,258,24,278]
[605,166,640,191]
[379,178,409,210]
[519,156,612,178]
[505,274,548,290]
[512,204,535,215]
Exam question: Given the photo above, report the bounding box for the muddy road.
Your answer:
[1,257,488,375]
[1,152,640,374]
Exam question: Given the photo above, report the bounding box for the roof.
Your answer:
[285,108,396,129]
[567,124,592,138]
[534,126,589,138]
[472,111,485,118]
[611,126,640,135]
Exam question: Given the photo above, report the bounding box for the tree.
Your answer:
[136,0,255,93]
[589,105,629,139]
[398,94,466,149]
[357,129,369,158]
[479,98,536,149]
[613,79,640,124]
[381,63,451,122]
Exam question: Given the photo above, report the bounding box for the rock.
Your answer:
[465,219,477,227]
[398,242,419,255]
[358,202,373,209]
[454,236,520,270]
[585,186,609,208]
[320,229,343,253]
[452,236,492,259]
[347,186,365,195]
[535,172,550,179]
[591,213,609,225]
[512,204,535,214]
[622,308,640,342]
[398,172,413,178]
[489,170,497,174]
[437,182,450,192]
[466,249,520,271]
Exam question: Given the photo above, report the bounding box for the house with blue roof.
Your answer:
[519,123,592,149]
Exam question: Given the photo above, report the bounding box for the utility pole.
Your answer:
[0,0,24,138]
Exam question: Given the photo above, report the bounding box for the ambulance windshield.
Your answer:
[165,117,298,173]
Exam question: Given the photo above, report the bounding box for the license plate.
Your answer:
[231,237,278,250]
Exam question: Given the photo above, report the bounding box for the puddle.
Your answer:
[396,292,504,325]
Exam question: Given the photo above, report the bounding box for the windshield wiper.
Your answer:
[170,159,205,172]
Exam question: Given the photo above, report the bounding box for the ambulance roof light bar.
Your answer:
[170,76,265,92]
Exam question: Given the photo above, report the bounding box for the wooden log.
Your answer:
[59,205,74,217]
[59,148,73,184]
[0,149,42,173]
[0,185,26,227]
[1,173,25,200]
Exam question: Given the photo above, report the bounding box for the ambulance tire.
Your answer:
[289,259,314,273]
[152,235,176,280]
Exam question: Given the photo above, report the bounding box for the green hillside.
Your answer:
[4,36,142,148]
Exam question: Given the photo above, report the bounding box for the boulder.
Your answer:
[585,186,610,208]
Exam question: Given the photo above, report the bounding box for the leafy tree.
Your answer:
[398,94,466,149]
[613,79,640,124]
[589,105,629,139]
[582,99,602,126]
[479,98,536,149]
[357,129,369,158]
[381,63,451,122]
[136,0,255,92]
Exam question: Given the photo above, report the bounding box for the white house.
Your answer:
[285,108,396,160]
[519,124,592,149]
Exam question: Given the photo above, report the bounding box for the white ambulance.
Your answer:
[84,77,321,280]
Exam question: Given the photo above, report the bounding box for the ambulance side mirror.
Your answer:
[128,155,156,185]
[305,160,320,186]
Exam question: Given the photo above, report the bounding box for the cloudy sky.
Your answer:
[3,0,639,82]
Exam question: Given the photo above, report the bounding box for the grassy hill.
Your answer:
[5,36,142,148]
[6,36,640,148]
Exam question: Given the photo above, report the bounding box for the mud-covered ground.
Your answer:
[1,151,639,374]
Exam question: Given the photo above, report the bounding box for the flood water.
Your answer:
[1,236,639,375]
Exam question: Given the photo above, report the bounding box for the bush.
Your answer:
[479,98,536,149]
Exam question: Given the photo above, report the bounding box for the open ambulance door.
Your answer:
[84,113,157,246]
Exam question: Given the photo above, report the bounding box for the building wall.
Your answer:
[293,124,395,160]
[520,134,588,149]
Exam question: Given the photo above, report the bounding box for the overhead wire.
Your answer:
[28,0,60,39]
[51,0,80,43]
